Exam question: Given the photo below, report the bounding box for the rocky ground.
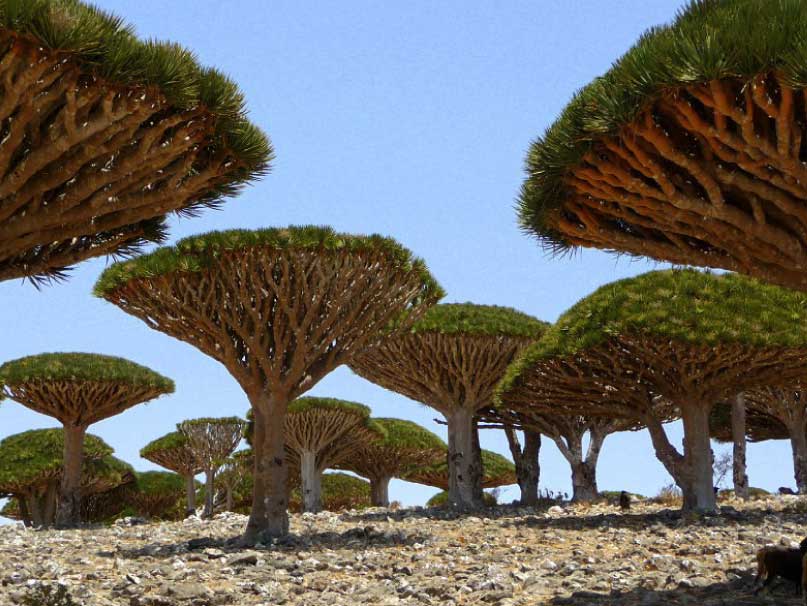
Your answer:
[1,498,807,606]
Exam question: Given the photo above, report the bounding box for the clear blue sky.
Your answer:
[0,1,794,515]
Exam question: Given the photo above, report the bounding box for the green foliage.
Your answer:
[0,0,271,186]
[368,418,446,450]
[290,472,371,512]
[0,429,111,489]
[93,226,444,303]
[498,269,807,398]
[140,431,189,459]
[479,450,516,483]
[0,353,174,392]
[178,416,245,430]
[519,0,807,248]
[718,487,770,500]
[411,303,547,338]
[427,490,497,508]
[288,397,371,418]
[133,470,185,496]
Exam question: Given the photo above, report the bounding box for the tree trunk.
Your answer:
[203,468,215,518]
[185,475,196,517]
[44,481,58,526]
[371,476,391,507]
[244,405,267,544]
[300,450,321,513]
[471,418,484,503]
[680,404,717,512]
[17,495,31,527]
[790,424,807,494]
[55,424,86,528]
[225,486,234,512]
[26,493,43,527]
[447,407,482,510]
[571,461,598,502]
[504,425,541,506]
[731,394,749,500]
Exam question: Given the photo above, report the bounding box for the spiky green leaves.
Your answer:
[93,226,444,303]
[0,353,174,391]
[410,303,548,338]
[367,418,446,451]
[519,0,807,248]
[132,470,185,497]
[140,431,190,459]
[288,397,371,418]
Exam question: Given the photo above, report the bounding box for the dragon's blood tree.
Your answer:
[519,2,807,291]
[94,226,442,541]
[141,430,202,517]
[217,451,252,512]
[178,417,244,518]
[289,473,372,513]
[482,406,636,502]
[0,429,126,527]
[0,0,270,284]
[0,353,173,527]
[127,471,186,520]
[334,418,445,507]
[350,303,546,509]
[712,386,807,494]
[403,448,516,494]
[497,269,807,512]
[283,398,381,513]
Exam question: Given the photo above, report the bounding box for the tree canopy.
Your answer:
[94,226,442,302]
[409,303,548,338]
[403,449,516,490]
[360,418,445,452]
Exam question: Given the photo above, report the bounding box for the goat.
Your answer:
[755,538,807,595]
[618,491,631,512]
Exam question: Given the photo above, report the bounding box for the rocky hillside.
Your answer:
[0,498,804,605]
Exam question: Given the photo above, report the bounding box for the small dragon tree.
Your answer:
[217,450,252,512]
[289,472,372,512]
[350,303,546,509]
[0,0,271,284]
[94,226,442,542]
[127,471,186,520]
[334,418,446,507]
[283,398,382,513]
[519,1,807,292]
[178,417,244,518]
[141,430,203,516]
[482,407,636,502]
[497,269,807,512]
[0,429,123,527]
[0,353,174,527]
[403,448,516,492]
[712,386,807,494]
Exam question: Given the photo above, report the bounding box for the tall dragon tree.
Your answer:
[94,226,442,542]
[0,0,270,284]
[519,1,807,292]
[350,303,546,509]
[140,430,202,517]
[712,386,807,494]
[0,353,173,527]
[178,417,244,518]
[497,269,807,512]
[334,418,446,507]
[283,398,382,513]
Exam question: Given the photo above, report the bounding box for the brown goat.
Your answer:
[755,538,807,595]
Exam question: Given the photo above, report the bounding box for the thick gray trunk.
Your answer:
[504,426,541,506]
[43,482,58,527]
[244,405,267,542]
[731,394,749,500]
[18,496,31,527]
[27,494,44,528]
[203,469,215,518]
[225,486,234,512]
[790,425,807,494]
[185,475,196,516]
[447,407,483,510]
[571,461,598,502]
[680,405,717,512]
[300,450,322,513]
[371,476,391,507]
[471,419,484,503]
[55,424,86,528]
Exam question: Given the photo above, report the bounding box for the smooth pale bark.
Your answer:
[447,407,483,510]
[731,394,749,500]
[202,469,215,518]
[300,450,322,513]
[371,476,391,507]
[504,425,541,506]
[185,475,197,517]
[55,424,87,528]
[553,426,604,503]
[790,425,807,494]
[471,419,484,503]
[261,396,290,538]
[571,461,598,502]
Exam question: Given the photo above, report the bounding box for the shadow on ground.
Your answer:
[549,571,801,606]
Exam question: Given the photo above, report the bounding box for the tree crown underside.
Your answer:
[93,226,444,301]
[710,395,795,442]
[0,352,174,391]
[0,0,270,174]
[410,303,548,339]
[0,428,113,488]
[498,269,807,397]
[405,449,516,488]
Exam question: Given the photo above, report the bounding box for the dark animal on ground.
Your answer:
[779,487,797,495]
[755,538,807,595]
[619,491,630,512]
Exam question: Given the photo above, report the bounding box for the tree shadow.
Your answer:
[548,571,801,605]
[105,524,431,561]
